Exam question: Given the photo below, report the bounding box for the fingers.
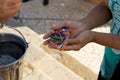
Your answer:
[44,38,84,51]
[43,39,51,45]
[63,39,82,51]
[64,44,83,51]
[0,22,3,28]
[44,40,84,51]
[47,44,83,51]
[67,39,80,44]
[43,20,85,51]
[51,21,70,30]
[43,32,52,39]
[43,21,70,39]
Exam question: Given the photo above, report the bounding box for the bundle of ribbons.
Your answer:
[50,26,70,50]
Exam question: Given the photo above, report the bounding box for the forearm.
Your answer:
[91,31,120,50]
[80,1,112,30]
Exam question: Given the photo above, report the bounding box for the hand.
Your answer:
[48,30,94,51]
[43,21,88,45]
[0,0,21,23]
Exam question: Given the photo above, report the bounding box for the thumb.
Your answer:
[51,21,69,30]
[62,38,82,51]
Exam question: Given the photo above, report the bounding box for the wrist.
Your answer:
[80,18,93,31]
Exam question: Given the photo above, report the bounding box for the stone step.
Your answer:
[42,44,98,80]
[23,70,52,80]
[11,26,98,79]
[2,26,106,80]
[22,65,53,80]
[24,43,83,80]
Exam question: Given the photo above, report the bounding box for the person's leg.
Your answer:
[97,72,107,80]
[22,0,31,2]
[43,0,49,6]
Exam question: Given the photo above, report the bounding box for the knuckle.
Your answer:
[64,21,70,25]
[74,47,80,51]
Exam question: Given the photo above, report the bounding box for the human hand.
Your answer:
[47,30,94,51]
[0,0,21,23]
[43,21,86,39]
[43,21,88,46]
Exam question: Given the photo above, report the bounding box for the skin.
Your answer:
[43,0,120,51]
[0,0,21,27]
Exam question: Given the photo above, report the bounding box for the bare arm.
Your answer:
[43,0,119,50]
[88,0,120,50]
[76,0,120,50]
[91,31,120,50]
[80,0,112,30]
[62,30,120,51]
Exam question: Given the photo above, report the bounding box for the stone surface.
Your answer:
[1,25,110,80]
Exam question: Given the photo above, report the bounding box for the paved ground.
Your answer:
[5,0,95,34]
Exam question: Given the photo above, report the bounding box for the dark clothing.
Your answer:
[22,0,31,2]
[43,0,49,6]
[110,61,120,80]
[97,72,107,80]
[98,61,120,80]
